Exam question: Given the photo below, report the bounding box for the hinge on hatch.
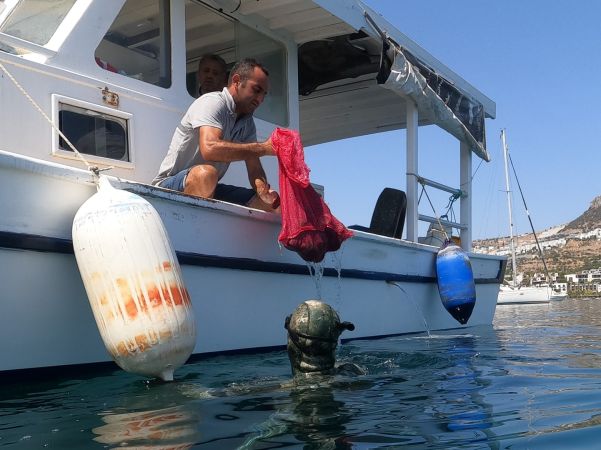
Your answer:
[101,86,119,108]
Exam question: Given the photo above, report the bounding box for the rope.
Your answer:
[444,190,461,222]
[508,152,551,281]
[0,60,109,181]
[417,184,424,205]
[471,158,484,181]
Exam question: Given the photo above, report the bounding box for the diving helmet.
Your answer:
[284,300,354,375]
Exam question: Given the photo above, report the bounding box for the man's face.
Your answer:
[232,67,269,115]
[197,60,227,95]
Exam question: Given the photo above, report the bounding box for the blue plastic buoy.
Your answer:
[435,242,476,324]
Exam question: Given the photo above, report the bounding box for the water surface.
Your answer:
[3,298,601,449]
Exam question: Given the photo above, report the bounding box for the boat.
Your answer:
[550,289,568,301]
[497,130,566,305]
[499,283,567,305]
[0,0,505,376]
[499,285,552,305]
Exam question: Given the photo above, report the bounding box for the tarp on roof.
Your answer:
[380,44,489,161]
[327,4,491,161]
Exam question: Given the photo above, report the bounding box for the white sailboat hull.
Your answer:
[497,285,552,305]
[0,151,504,373]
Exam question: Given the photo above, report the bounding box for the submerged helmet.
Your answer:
[284,300,354,375]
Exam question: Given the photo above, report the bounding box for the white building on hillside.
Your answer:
[566,268,601,293]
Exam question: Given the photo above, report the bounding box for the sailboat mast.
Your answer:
[501,129,518,287]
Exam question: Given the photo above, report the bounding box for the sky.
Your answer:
[305,0,601,240]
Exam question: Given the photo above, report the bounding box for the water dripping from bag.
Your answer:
[330,249,344,310]
[306,261,325,299]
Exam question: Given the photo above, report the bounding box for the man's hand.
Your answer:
[264,188,280,209]
[262,138,276,157]
[258,183,280,209]
[254,178,280,210]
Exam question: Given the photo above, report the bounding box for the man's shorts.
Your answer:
[157,168,256,206]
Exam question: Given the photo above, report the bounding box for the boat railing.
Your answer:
[415,175,466,231]
[418,214,466,231]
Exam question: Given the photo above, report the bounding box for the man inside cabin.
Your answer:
[197,54,228,96]
[152,58,280,212]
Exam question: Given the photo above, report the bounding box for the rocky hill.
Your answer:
[473,195,601,278]
[562,195,601,233]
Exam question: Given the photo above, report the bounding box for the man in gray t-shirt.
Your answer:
[152,58,279,212]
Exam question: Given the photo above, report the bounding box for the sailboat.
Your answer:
[497,130,567,305]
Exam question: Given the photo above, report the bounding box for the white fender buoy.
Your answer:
[72,176,196,381]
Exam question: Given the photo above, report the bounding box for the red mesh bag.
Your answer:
[272,128,353,263]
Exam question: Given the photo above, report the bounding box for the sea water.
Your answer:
[3,298,601,449]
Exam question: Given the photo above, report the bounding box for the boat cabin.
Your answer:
[0,0,495,249]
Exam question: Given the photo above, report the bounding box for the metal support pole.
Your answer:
[158,0,171,88]
[460,141,472,251]
[406,100,418,242]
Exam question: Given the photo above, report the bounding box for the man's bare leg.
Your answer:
[184,164,279,212]
[183,165,218,198]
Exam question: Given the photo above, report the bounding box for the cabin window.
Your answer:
[0,0,76,51]
[94,0,171,88]
[58,103,130,162]
[184,1,288,126]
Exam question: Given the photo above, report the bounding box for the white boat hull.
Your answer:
[0,151,505,373]
[550,292,568,301]
[497,285,552,305]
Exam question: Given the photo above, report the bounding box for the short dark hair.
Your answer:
[229,58,269,84]
[198,54,227,73]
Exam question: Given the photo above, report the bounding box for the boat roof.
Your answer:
[231,0,495,148]
[0,0,495,157]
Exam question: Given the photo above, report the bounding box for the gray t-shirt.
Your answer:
[152,87,257,185]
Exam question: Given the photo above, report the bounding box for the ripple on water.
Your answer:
[2,298,601,448]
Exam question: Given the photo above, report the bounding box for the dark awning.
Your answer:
[380,43,489,161]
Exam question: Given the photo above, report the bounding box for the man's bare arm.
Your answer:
[199,126,274,162]
[245,156,269,192]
